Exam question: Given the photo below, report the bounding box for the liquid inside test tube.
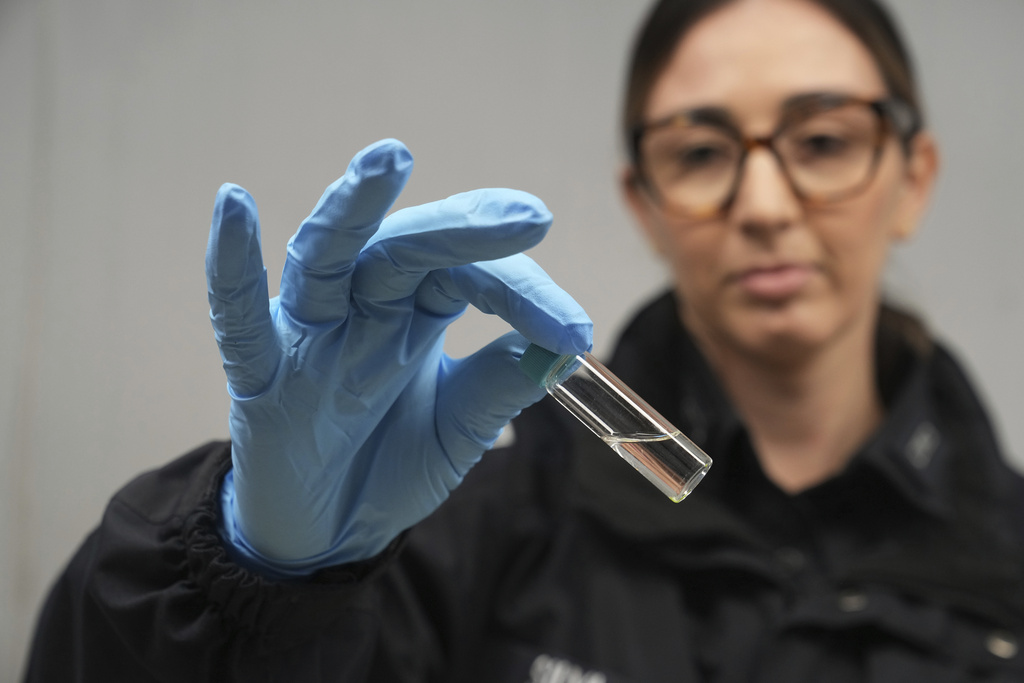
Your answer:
[520,345,711,502]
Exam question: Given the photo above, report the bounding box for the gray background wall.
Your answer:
[2,0,1022,676]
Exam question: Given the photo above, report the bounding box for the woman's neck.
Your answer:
[698,320,884,494]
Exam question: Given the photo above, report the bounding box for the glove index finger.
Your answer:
[351,188,552,306]
[207,183,279,398]
[422,254,593,357]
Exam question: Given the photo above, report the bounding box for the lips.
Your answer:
[735,263,816,300]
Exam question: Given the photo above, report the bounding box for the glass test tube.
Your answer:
[520,344,712,502]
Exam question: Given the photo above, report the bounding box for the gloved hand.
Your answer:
[207,139,592,578]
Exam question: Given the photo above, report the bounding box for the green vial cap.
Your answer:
[519,343,567,387]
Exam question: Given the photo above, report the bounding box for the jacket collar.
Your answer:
[566,290,1024,625]
[568,293,1017,541]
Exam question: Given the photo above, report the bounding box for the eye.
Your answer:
[678,145,726,167]
[663,142,736,178]
[797,133,850,158]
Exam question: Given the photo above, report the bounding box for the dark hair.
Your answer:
[622,0,924,159]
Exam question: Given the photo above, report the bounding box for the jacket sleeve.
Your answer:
[21,441,407,682]
[23,404,573,683]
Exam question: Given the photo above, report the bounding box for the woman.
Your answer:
[25,0,1024,681]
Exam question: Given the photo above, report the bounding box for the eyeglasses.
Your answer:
[630,94,921,219]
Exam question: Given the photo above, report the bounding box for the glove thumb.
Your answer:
[435,332,549,469]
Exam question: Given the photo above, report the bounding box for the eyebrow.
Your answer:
[780,91,863,113]
[648,91,868,130]
[638,106,737,137]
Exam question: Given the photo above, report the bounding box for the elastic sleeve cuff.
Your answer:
[217,467,399,581]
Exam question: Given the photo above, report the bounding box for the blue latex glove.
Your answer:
[207,139,592,578]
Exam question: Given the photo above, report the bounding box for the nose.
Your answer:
[729,145,802,237]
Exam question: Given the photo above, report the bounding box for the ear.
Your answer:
[891,131,939,242]
[620,165,670,258]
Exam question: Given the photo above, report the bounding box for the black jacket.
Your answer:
[24,292,1024,682]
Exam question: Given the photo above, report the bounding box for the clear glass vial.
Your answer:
[520,344,712,502]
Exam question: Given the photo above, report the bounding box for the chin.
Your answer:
[684,294,863,366]
[724,304,848,364]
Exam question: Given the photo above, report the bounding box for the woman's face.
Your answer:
[625,0,936,366]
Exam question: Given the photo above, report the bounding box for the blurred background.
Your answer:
[2,0,1022,676]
